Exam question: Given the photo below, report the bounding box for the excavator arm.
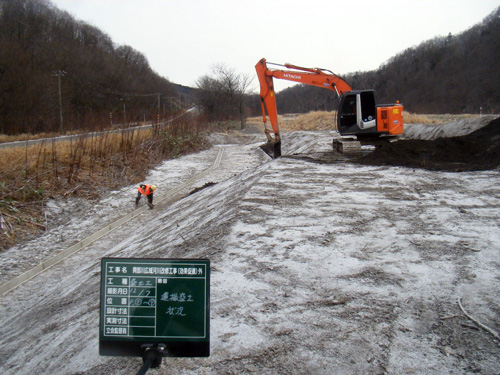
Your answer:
[255,58,352,157]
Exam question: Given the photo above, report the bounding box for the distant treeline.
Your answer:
[272,7,500,115]
[0,0,177,135]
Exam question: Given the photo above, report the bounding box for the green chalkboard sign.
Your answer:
[99,258,210,357]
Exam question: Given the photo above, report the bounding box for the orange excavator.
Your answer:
[255,58,404,158]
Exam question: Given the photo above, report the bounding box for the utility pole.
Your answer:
[120,98,127,127]
[52,71,66,133]
[157,93,161,124]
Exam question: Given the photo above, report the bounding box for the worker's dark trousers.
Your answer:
[136,192,153,205]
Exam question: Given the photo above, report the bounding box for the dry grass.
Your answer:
[282,111,338,131]
[0,119,209,251]
[246,111,338,132]
[404,113,483,124]
[247,111,483,132]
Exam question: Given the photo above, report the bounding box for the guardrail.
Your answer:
[0,107,198,150]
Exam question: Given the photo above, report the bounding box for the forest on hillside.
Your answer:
[273,7,500,115]
[0,0,178,135]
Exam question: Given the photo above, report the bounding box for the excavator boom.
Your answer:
[256,58,352,157]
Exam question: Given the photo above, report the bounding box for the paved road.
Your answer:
[0,108,197,149]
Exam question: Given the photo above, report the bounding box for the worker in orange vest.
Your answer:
[136,184,157,209]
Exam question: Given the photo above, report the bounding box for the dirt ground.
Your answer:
[0,117,499,375]
[359,117,500,172]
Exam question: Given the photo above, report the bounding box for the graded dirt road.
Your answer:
[0,121,499,374]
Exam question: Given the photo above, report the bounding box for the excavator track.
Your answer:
[333,138,362,154]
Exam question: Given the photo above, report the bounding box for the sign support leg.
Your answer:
[136,344,166,375]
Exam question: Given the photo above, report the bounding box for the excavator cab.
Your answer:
[337,90,404,137]
[338,90,377,136]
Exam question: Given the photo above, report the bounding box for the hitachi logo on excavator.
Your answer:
[283,73,301,79]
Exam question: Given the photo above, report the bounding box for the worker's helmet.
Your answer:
[151,185,157,191]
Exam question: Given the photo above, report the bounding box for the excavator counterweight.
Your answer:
[255,58,404,158]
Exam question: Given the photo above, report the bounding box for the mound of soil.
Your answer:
[188,181,217,195]
[360,117,500,171]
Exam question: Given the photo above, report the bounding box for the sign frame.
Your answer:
[99,257,210,358]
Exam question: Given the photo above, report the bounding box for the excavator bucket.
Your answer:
[260,140,281,158]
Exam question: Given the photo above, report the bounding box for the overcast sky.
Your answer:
[50,0,499,92]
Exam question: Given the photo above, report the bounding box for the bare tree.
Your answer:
[196,63,253,129]
[213,63,253,129]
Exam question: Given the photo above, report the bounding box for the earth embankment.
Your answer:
[360,116,500,171]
